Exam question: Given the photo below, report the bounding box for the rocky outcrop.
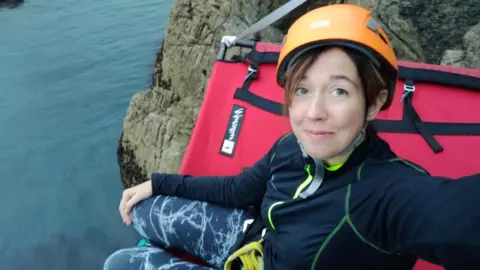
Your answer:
[118,0,480,188]
[441,22,480,67]
[118,0,290,187]
[371,0,480,64]
[0,0,24,8]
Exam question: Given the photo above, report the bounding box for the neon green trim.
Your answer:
[310,216,347,269]
[267,201,284,229]
[345,184,392,254]
[269,132,291,164]
[325,163,343,171]
[293,165,313,199]
[389,158,426,174]
[357,162,365,180]
[293,175,313,199]
[269,153,276,165]
[278,132,291,144]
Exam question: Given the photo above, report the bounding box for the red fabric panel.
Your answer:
[377,61,480,179]
[256,42,282,52]
[179,59,290,176]
[178,42,480,269]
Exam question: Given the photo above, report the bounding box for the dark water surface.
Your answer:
[0,0,173,269]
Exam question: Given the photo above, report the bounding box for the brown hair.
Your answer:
[283,47,387,116]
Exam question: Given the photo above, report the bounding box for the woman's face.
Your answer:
[288,47,374,161]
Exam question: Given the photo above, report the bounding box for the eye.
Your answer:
[294,87,309,96]
[332,88,348,96]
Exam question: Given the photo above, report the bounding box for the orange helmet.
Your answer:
[276,4,398,110]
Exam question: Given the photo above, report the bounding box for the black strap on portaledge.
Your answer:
[398,66,480,91]
[231,47,480,153]
[238,48,480,91]
[373,67,480,153]
[233,60,284,116]
[245,49,279,65]
[402,79,443,153]
[371,119,480,135]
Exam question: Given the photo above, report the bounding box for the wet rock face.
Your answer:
[0,0,24,9]
[118,0,480,188]
[372,0,480,64]
[441,22,480,68]
[118,0,285,187]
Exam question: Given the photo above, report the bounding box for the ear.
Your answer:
[366,89,388,121]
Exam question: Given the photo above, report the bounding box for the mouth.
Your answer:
[305,129,334,138]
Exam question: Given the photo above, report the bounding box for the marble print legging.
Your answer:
[103,195,251,269]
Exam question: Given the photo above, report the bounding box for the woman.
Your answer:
[104,4,480,270]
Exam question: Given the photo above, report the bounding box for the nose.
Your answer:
[305,92,327,121]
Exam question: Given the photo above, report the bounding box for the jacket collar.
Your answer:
[298,123,386,176]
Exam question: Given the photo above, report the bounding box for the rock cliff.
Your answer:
[0,0,24,9]
[118,0,480,188]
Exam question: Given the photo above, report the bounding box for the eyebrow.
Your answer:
[301,74,360,88]
[329,75,360,88]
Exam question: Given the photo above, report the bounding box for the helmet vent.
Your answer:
[366,18,389,45]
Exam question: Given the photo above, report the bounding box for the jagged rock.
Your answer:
[441,50,466,67]
[441,22,480,68]
[118,0,480,188]
[370,0,480,64]
[0,0,24,8]
[119,0,289,188]
[463,23,480,68]
[372,0,425,61]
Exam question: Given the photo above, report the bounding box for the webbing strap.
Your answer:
[234,49,480,153]
[222,0,308,47]
[398,66,480,91]
[242,49,480,91]
[234,67,284,116]
[401,80,444,153]
[371,120,480,135]
[246,50,279,64]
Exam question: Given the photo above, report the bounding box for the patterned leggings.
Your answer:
[103,195,251,269]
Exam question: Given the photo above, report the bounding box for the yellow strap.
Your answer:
[224,239,264,270]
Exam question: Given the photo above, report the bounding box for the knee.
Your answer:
[103,248,132,270]
[130,196,161,216]
[103,247,169,270]
[129,195,174,225]
[128,196,165,240]
[128,195,198,239]
[129,196,159,226]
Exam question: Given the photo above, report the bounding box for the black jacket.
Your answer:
[152,126,480,270]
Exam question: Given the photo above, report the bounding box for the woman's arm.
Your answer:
[151,140,279,209]
[353,161,480,268]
